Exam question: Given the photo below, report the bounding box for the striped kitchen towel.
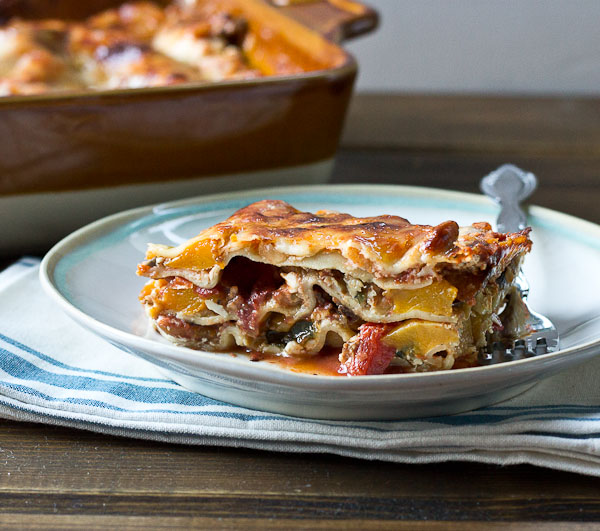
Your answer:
[2,257,600,476]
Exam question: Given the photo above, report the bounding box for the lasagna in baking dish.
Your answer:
[137,200,533,376]
[0,0,261,96]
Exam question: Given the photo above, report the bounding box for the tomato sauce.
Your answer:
[234,347,416,376]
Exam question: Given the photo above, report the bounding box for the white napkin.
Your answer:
[2,257,600,476]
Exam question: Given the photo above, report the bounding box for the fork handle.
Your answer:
[480,164,537,299]
[480,164,537,233]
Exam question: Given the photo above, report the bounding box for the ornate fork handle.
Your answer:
[480,164,538,299]
[480,164,537,234]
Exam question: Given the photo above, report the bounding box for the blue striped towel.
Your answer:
[2,257,600,476]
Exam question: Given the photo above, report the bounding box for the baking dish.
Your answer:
[0,0,377,253]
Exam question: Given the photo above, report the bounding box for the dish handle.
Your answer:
[268,0,379,43]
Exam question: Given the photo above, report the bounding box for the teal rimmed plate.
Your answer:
[39,185,600,420]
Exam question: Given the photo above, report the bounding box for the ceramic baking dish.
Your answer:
[0,0,377,253]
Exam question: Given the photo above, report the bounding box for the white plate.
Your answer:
[39,184,600,420]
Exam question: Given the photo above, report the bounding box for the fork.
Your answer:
[478,164,560,365]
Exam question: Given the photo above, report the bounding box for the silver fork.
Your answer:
[478,164,560,365]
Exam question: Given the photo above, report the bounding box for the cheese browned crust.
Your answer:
[137,200,533,375]
[0,0,260,96]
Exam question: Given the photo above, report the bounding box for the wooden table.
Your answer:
[2,94,600,528]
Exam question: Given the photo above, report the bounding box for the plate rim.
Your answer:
[39,183,600,391]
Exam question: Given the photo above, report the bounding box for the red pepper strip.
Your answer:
[340,323,396,376]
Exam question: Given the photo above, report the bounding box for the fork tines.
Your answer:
[478,337,549,365]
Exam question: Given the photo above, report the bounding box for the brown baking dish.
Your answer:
[0,0,377,252]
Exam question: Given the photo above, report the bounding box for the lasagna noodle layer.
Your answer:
[140,255,525,373]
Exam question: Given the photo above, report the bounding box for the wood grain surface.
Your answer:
[2,420,600,528]
[343,93,600,157]
[1,93,600,528]
[333,147,600,226]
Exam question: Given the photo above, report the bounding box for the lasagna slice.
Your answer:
[137,200,532,375]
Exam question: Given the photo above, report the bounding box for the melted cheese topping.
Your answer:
[0,1,260,96]
[146,200,532,285]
